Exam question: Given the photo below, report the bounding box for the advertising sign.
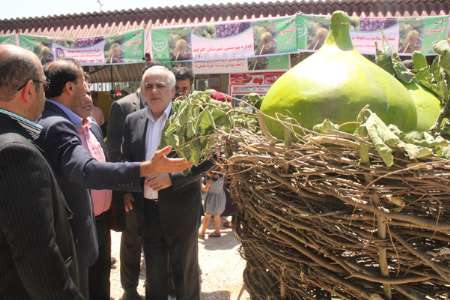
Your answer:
[52,38,105,65]
[104,29,145,64]
[19,29,144,66]
[253,16,297,56]
[0,34,17,46]
[399,16,448,55]
[192,22,254,60]
[351,18,400,54]
[229,71,284,95]
[193,58,248,74]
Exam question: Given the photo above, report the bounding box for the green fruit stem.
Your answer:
[325,11,353,51]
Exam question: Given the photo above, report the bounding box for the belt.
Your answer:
[144,198,159,202]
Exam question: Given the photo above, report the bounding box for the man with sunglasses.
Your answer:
[36,59,192,299]
[0,45,84,299]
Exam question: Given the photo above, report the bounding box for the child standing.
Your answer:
[199,172,226,238]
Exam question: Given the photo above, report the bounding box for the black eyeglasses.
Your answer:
[16,78,48,91]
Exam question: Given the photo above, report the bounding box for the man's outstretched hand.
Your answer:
[140,146,192,176]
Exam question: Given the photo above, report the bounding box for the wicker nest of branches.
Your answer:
[222,126,450,300]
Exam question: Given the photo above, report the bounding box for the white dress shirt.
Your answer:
[144,102,172,199]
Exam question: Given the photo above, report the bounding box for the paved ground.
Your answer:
[110,228,250,300]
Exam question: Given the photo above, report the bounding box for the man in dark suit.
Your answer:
[122,66,212,300]
[0,45,83,299]
[37,59,192,299]
[108,88,146,300]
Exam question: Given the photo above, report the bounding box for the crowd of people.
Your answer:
[0,44,235,300]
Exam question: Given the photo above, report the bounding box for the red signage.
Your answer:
[229,71,284,95]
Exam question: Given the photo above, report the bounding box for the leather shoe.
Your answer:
[121,291,144,300]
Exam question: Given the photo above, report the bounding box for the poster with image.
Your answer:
[0,34,17,46]
[421,16,448,54]
[19,34,71,65]
[296,14,331,51]
[229,71,285,95]
[52,37,106,65]
[448,16,450,39]
[253,16,297,56]
[104,29,145,64]
[399,16,448,55]
[191,21,254,60]
[248,54,289,71]
[151,26,192,62]
[350,17,400,55]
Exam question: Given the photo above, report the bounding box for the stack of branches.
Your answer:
[222,127,450,300]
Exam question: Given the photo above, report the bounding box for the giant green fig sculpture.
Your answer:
[261,11,417,138]
[406,82,441,131]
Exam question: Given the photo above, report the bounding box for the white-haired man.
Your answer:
[122,66,212,300]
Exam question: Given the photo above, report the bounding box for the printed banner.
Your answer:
[297,14,448,55]
[448,18,450,39]
[19,29,144,66]
[151,27,192,62]
[52,37,105,65]
[104,29,145,64]
[193,58,248,74]
[229,71,284,95]
[253,16,297,56]
[19,34,70,65]
[191,21,254,60]
[0,34,17,45]
[152,17,297,62]
[296,14,331,51]
[350,18,400,55]
[248,54,290,71]
[399,16,448,54]
[399,16,448,55]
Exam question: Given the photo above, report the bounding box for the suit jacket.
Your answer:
[107,92,143,162]
[0,112,83,300]
[107,92,144,231]
[37,101,143,267]
[122,108,213,242]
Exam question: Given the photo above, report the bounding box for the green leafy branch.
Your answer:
[161,90,260,165]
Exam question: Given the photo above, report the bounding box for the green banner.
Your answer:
[151,27,192,62]
[0,34,16,45]
[296,14,331,51]
[151,17,297,63]
[253,16,297,56]
[399,16,448,54]
[19,34,70,65]
[104,29,145,64]
[248,54,290,71]
[18,30,144,66]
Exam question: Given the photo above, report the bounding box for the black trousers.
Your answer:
[143,228,200,300]
[120,209,143,295]
[88,212,111,300]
